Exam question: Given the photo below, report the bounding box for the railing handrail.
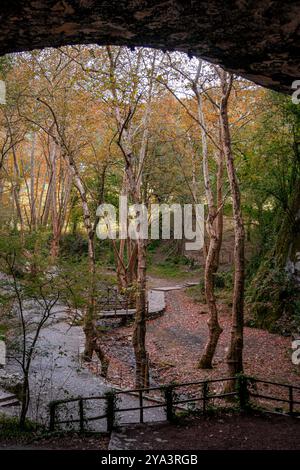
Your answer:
[48,374,300,432]
[49,375,300,407]
[248,377,300,391]
[49,395,107,406]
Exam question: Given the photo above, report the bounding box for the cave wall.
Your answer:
[0,1,299,93]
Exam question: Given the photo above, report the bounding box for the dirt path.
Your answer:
[109,413,300,450]
[148,289,300,386]
[102,279,300,392]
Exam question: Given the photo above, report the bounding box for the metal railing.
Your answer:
[247,377,300,415]
[48,375,300,432]
[96,286,149,319]
[98,287,134,311]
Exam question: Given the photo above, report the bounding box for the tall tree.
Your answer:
[161,56,225,368]
[104,46,160,387]
[219,70,245,380]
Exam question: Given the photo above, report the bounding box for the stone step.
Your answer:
[0,394,20,407]
[0,391,16,403]
[0,398,20,407]
[99,308,136,317]
[183,281,198,287]
[152,286,183,291]
[152,281,198,291]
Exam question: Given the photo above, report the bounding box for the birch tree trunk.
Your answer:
[106,45,156,387]
[61,151,108,376]
[50,141,60,259]
[30,133,37,231]
[37,93,110,376]
[113,174,138,292]
[118,147,149,387]
[11,145,24,240]
[219,70,245,382]
[197,90,223,369]
[134,236,149,388]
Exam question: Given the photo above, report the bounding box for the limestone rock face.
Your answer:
[0,369,23,396]
[0,1,299,93]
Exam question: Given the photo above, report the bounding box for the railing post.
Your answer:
[105,391,117,432]
[139,390,144,423]
[202,381,208,414]
[49,402,56,431]
[79,398,84,433]
[237,374,249,411]
[164,385,174,422]
[289,386,294,416]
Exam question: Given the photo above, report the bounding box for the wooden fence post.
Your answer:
[164,385,174,422]
[289,386,294,416]
[139,390,144,423]
[105,391,117,432]
[79,398,84,432]
[49,402,56,431]
[237,374,249,411]
[202,381,208,414]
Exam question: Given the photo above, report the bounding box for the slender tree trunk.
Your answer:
[30,133,37,231]
[107,45,152,387]
[198,234,223,368]
[133,236,149,387]
[117,139,149,387]
[11,147,24,241]
[50,143,60,259]
[19,373,30,429]
[64,155,109,376]
[6,121,24,239]
[82,220,109,377]
[220,71,245,385]
[123,158,149,388]
[72,171,96,359]
[0,177,3,206]
[42,179,52,227]
[113,175,138,293]
[196,87,223,368]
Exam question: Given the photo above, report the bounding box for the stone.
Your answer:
[0,370,23,396]
[0,1,298,94]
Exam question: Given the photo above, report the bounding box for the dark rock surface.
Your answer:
[0,1,299,93]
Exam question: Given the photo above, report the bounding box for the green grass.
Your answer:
[148,262,201,279]
[0,323,9,339]
[186,282,233,307]
[0,414,43,443]
[0,415,102,446]
[185,285,205,303]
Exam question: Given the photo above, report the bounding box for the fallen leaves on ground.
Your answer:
[101,287,300,399]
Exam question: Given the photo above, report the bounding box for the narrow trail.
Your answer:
[148,287,300,387]
[2,274,299,431]
[103,276,300,391]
